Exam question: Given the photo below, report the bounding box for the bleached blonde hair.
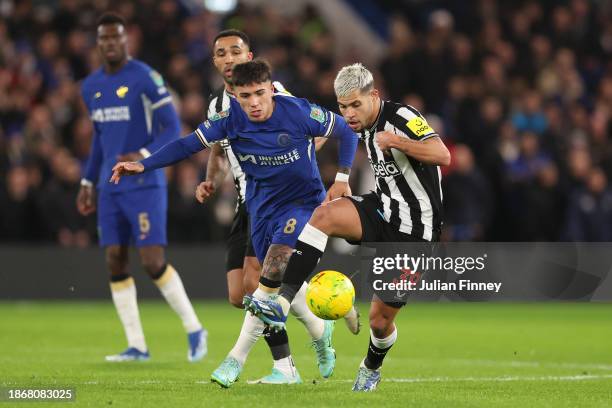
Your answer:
[333,63,374,98]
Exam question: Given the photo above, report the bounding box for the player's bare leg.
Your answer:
[140,245,206,362]
[264,198,362,333]
[227,267,246,308]
[211,254,268,387]
[105,245,149,361]
[243,243,338,382]
[353,297,400,391]
[246,244,301,384]
[242,256,261,295]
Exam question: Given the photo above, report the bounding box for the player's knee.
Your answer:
[309,205,334,234]
[228,290,245,309]
[106,248,128,276]
[369,313,394,338]
[141,255,165,278]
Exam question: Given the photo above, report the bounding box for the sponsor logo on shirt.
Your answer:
[370,159,401,177]
[406,117,433,138]
[91,106,130,122]
[237,148,300,166]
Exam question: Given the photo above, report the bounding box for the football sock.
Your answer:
[273,355,298,378]
[228,284,276,365]
[364,327,398,370]
[289,281,325,340]
[264,326,291,361]
[110,275,147,352]
[279,224,329,304]
[153,264,202,333]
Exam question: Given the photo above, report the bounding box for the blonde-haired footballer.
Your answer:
[245,63,450,391]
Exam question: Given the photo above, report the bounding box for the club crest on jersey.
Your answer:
[371,159,401,177]
[116,86,129,98]
[277,133,290,146]
[406,117,433,138]
[309,105,325,123]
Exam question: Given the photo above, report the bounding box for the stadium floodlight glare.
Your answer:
[204,0,237,13]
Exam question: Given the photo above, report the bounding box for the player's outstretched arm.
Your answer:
[109,131,208,184]
[110,161,144,184]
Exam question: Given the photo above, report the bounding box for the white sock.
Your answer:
[371,326,398,349]
[110,277,147,352]
[228,287,276,365]
[290,282,325,340]
[273,356,297,377]
[154,265,202,333]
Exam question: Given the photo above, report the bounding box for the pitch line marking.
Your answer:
[331,374,612,383]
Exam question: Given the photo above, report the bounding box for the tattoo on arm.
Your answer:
[261,244,293,282]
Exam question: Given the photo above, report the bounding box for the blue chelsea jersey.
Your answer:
[195,95,339,219]
[81,59,177,192]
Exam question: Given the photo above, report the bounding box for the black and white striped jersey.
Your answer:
[207,81,291,205]
[207,86,246,204]
[359,101,443,241]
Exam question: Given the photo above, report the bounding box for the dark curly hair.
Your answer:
[232,60,272,87]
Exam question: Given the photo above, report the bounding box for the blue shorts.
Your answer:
[97,187,167,247]
[250,205,316,263]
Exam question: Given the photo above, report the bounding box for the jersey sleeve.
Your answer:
[193,113,230,148]
[80,83,103,184]
[393,106,438,141]
[301,102,357,168]
[302,102,338,138]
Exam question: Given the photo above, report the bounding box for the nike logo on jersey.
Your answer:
[91,106,130,122]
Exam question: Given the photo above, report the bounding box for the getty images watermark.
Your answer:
[370,252,502,293]
[357,243,612,302]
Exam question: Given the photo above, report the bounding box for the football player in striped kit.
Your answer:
[245,63,451,391]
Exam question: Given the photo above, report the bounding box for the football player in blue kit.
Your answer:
[110,59,359,384]
[76,13,206,362]
[194,30,357,389]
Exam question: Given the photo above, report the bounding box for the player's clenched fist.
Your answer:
[110,161,144,184]
[375,131,400,153]
[195,181,216,203]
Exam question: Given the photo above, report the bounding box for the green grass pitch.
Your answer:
[1,301,611,407]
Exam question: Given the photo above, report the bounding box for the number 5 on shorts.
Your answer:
[283,218,297,234]
[138,212,151,234]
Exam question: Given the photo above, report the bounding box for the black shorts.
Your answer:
[226,203,256,272]
[346,192,439,309]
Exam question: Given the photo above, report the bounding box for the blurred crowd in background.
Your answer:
[1,0,612,245]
